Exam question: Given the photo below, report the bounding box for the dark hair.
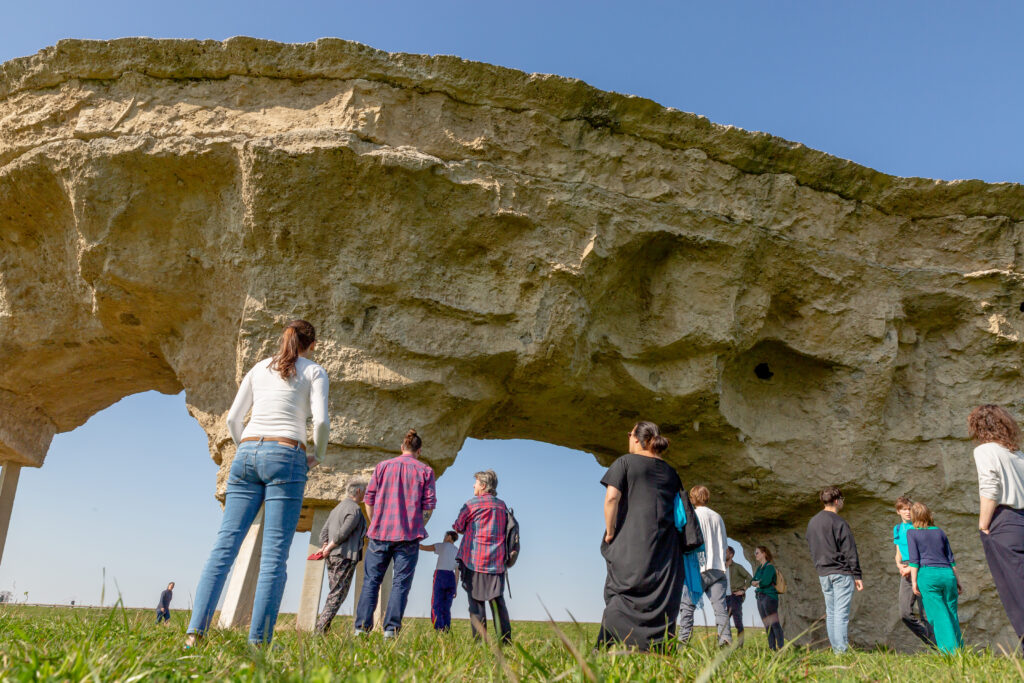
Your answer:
[895,496,912,511]
[726,546,735,557]
[632,421,669,455]
[402,429,422,453]
[689,485,710,506]
[269,320,316,380]
[756,545,773,563]
[910,502,934,528]
[968,405,1021,451]
[820,486,843,506]
[444,530,459,543]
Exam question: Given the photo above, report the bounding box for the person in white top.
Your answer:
[186,320,329,647]
[678,485,732,647]
[969,404,1024,643]
[420,530,460,631]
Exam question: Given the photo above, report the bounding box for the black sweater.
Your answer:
[806,510,862,578]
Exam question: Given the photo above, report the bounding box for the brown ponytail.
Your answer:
[402,429,422,453]
[269,320,316,380]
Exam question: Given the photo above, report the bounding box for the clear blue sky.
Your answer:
[2,1,1023,625]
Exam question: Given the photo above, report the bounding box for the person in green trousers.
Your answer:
[907,502,963,653]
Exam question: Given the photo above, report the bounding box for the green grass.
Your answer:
[1,605,1022,681]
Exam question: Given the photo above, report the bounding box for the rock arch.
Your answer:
[2,37,1024,646]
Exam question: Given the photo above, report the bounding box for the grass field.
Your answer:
[1,605,1023,681]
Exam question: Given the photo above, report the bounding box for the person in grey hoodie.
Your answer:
[315,478,369,633]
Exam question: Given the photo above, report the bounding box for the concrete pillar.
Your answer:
[296,506,331,631]
[0,464,21,568]
[354,552,392,630]
[217,506,264,629]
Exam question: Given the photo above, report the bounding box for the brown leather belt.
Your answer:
[241,436,306,452]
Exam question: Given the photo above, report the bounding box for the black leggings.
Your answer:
[756,593,784,650]
[468,595,512,644]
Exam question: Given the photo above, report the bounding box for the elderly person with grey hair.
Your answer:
[453,469,512,644]
[315,478,368,633]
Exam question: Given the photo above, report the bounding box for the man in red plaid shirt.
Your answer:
[354,429,436,637]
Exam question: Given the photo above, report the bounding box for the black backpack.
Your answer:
[678,488,705,553]
[504,506,520,568]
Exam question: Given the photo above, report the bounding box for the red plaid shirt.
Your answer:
[453,493,508,574]
[364,454,437,542]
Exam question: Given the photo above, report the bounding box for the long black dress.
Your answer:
[597,453,685,650]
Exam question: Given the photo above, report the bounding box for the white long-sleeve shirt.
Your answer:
[226,356,330,462]
[695,506,729,574]
[974,441,1024,510]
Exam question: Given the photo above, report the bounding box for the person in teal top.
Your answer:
[907,502,963,653]
[750,546,784,650]
[892,497,934,646]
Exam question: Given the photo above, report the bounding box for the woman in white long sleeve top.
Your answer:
[186,320,329,646]
[969,404,1024,645]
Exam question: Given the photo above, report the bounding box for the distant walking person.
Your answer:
[751,547,784,650]
[597,422,685,651]
[155,582,174,624]
[315,478,369,633]
[892,496,934,647]
[185,320,328,647]
[421,531,460,632]
[806,486,863,653]
[454,471,512,643]
[355,429,437,638]
[907,502,963,653]
[678,485,732,647]
[725,547,751,643]
[969,404,1024,646]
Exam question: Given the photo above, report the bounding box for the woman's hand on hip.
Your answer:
[604,530,615,543]
[307,454,318,469]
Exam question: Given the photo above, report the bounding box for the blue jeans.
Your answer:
[819,574,856,652]
[187,440,307,644]
[355,539,420,632]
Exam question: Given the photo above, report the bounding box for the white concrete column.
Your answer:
[0,464,21,568]
[354,553,393,630]
[296,507,331,631]
[217,506,264,629]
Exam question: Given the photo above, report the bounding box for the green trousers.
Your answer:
[917,566,962,653]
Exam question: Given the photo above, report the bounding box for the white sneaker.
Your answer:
[383,629,397,640]
[353,628,367,637]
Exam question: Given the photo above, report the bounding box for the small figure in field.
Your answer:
[185,320,329,647]
[314,478,368,634]
[724,547,751,644]
[454,470,512,644]
[907,502,963,653]
[750,547,784,650]
[420,530,460,631]
[678,485,732,647]
[806,486,863,653]
[892,496,935,647]
[969,404,1024,648]
[155,582,174,624]
[354,429,437,638]
[596,421,685,651]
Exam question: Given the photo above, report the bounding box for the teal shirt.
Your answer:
[753,562,778,599]
[893,522,913,563]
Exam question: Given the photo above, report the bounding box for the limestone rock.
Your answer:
[2,37,1024,647]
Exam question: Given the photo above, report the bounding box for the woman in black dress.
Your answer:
[597,421,685,650]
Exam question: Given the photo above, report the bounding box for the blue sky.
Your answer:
[2,1,1023,625]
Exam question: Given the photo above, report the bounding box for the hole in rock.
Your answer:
[754,363,774,380]
[1019,302,1024,313]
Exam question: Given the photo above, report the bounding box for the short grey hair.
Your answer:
[474,469,498,494]
[347,478,368,497]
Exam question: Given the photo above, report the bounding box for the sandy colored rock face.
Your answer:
[2,37,1024,647]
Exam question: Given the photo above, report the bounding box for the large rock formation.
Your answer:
[2,37,1023,647]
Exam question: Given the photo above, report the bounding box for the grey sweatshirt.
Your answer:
[319,498,367,561]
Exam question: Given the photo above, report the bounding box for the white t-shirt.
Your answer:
[434,541,458,572]
[226,356,330,461]
[974,442,1024,510]
[695,506,729,574]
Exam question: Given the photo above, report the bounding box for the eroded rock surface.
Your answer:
[3,37,1024,647]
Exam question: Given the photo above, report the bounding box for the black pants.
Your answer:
[898,574,934,646]
[981,506,1024,645]
[468,595,512,644]
[725,593,744,635]
[756,593,784,651]
[155,609,170,624]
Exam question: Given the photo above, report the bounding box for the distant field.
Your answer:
[1,605,1022,681]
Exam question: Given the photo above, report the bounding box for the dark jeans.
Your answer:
[981,505,1024,644]
[431,570,457,631]
[725,593,744,634]
[355,539,420,633]
[899,574,935,646]
[155,609,170,624]
[756,593,784,651]
[469,594,512,644]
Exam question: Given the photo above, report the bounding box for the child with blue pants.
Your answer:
[421,531,459,631]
